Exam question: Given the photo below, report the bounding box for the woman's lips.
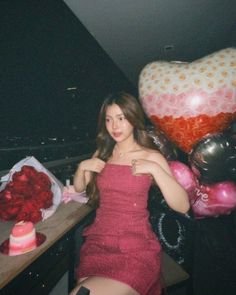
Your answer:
[112,132,122,138]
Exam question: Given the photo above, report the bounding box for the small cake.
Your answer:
[9,221,37,256]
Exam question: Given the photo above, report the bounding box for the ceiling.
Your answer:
[63,0,236,86]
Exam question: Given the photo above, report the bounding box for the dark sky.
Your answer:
[0,1,135,140]
[0,1,100,139]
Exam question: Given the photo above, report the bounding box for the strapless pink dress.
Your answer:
[77,163,162,295]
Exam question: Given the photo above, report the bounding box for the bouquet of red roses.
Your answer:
[0,165,53,223]
[0,157,63,223]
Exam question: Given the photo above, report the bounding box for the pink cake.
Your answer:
[9,221,37,256]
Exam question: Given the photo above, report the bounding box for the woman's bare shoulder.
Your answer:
[142,148,164,159]
[143,148,170,166]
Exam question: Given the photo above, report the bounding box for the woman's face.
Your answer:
[105,103,134,142]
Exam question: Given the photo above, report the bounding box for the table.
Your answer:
[0,201,93,295]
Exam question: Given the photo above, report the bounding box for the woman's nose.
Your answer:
[112,120,118,129]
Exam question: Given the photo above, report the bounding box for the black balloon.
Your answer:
[147,126,179,161]
[226,131,236,181]
[189,132,236,184]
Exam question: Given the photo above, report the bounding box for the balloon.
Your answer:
[169,161,198,194]
[147,126,178,161]
[189,132,235,183]
[139,47,236,152]
[226,154,236,182]
[190,181,236,218]
[169,160,236,219]
[226,129,236,181]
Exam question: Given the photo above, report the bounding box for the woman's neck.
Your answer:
[115,138,137,151]
[114,139,141,158]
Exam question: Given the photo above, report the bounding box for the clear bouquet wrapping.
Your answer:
[0,156,63,223]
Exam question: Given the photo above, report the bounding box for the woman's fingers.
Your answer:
[92,158,105,173]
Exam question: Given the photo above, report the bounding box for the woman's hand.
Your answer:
[79,158,106,173]
[74,157,105,192]
[131,158,158,176]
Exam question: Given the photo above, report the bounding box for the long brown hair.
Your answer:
[86,92,158,208]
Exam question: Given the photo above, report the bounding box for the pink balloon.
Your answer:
[191,181,236,218]
[208,181,236,210]
[169,161,198,194]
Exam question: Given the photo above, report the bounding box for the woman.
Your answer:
[70,92,190,295]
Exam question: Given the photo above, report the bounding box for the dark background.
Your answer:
[0,0,135,140]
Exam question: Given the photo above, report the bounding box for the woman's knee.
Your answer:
[78,277,88,284]
[69,276,140,295]
[77,277,139,295]
[69,277,88,295]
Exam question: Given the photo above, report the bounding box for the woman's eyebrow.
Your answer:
[106,113,124,118]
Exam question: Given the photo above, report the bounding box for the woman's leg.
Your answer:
[69,276,140,295]
[77,277,88,284]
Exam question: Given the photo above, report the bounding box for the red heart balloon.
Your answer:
[139,48,236,153]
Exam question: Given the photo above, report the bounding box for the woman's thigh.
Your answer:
[77,277,88,284]
[69,276,140,295]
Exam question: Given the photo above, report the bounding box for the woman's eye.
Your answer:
[119,117,125,121]
[106,118,110,123]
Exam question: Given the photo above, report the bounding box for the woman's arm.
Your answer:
[133,152,190,214]
[73,152,105,192]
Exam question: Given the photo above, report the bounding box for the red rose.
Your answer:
[0,201,21,220]
[38,190,53,209]
[16,211,29,222]
[6,205,21,219]
[8,181,32,198]
[36,172,51,187]
[23,199,40,212]
[21,165,38,178]
[30,210,42,223]
[12,170,29,182]
[1,189,13,201]
[11,195,24,207]
[0,165,54,223]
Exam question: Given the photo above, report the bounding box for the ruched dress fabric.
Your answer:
[77,163,162,295]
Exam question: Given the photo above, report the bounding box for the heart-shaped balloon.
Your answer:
[169,160,198,194]
[189,132,236,183]
[190,181,236,218]
[139,48,236,153]
[169,160,236,218]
